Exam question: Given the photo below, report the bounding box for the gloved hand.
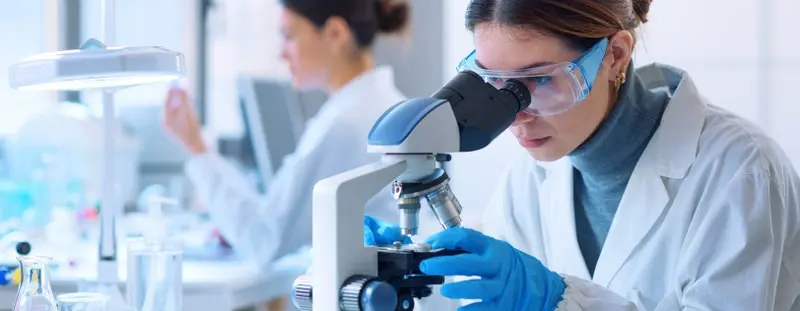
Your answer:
[420,227,566,311]
[363,215,412,246]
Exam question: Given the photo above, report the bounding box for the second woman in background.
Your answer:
[163,0,409,268]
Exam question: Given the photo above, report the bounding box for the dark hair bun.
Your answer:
[633,0,653,24]
[376,0,410,33]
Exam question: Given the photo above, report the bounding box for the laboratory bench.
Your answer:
[0,250,309,311]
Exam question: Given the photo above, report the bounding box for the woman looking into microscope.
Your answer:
[366,0,800,309]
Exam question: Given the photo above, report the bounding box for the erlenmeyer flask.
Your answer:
[14,256,57,311]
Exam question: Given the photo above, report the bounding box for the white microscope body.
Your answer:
[293,71,531,311]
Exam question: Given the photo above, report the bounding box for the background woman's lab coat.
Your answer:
[185,66,405,268]
[481,64,800,310]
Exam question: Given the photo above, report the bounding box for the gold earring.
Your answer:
[614,71,627,90]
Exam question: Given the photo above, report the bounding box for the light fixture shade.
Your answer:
[9,39,186,91]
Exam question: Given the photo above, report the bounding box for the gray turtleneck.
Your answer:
[568,64,670,276]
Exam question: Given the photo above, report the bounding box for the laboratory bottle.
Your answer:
[126,197,183,311]
[13,256,57,311]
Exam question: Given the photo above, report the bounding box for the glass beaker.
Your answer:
[13,256,57,311]
[74,281,125,311]
[56,292,107,311]
[126,237,183,311]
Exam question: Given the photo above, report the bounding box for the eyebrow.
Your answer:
[474,59,556,70]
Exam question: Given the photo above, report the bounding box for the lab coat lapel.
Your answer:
[591,164,669,287]
[539,159,592,280]
[591,64,707,287]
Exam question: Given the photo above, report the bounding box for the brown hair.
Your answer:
[465,0,652,51]
[281,0,410,48]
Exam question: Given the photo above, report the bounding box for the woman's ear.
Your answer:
[606,30,634,81]
[320,16,353,54]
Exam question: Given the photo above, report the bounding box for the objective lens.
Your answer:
[398,198,421,236]
[425,184,463,229]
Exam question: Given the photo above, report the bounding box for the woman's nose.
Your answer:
[513,111,535,125]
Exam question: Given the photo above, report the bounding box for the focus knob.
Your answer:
[340,276,397,311]
[292,275,313,311]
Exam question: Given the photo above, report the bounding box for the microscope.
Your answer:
[291,71,531,311]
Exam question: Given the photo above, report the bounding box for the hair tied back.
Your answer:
[633,0,653,24]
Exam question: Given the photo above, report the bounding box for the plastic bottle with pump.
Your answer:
[126,197,183,311]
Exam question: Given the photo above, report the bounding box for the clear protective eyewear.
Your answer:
[456,38,609,116]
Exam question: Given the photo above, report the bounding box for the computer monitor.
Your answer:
[118,104,191,202]
[235,76,326,192]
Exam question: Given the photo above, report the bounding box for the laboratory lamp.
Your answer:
[7,0,185,307]
[9,39,185,91]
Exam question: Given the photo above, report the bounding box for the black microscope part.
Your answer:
[430,71,531,152]
[393,168,449,196]
[434,154,452,163]
[376,248,468,311]
[15,241,31,255]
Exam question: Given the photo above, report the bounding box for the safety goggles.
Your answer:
[456,38,609,116]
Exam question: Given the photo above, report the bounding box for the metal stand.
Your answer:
[86,0,125,308]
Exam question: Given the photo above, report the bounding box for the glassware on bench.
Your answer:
[13,256,57,311]
[57,292,108,311]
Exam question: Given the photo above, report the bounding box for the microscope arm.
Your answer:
[310,156,408,311]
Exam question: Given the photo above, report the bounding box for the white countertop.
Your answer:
[0,216,311,310]
[0,244,310,310]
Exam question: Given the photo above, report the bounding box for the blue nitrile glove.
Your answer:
[420,227,566,311]
[364,215,412,246]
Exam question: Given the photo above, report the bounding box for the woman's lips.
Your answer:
[518,137,551,148]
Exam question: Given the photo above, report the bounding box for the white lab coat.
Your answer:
[480,64,800,310]
[185,66,405,268]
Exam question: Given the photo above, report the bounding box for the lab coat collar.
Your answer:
[325,65,396,111]
[536,64,708,285]
[635,63,706,178]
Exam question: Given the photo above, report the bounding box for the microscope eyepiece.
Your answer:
[429,71,533,152]
[498,79,532,112]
